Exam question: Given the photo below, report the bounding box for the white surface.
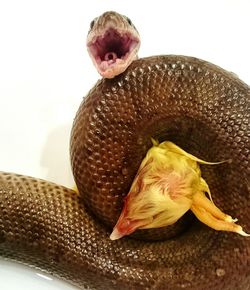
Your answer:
[0,0,249,289]
[0,259,77,290]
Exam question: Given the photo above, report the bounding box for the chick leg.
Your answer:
[191,192,249,236]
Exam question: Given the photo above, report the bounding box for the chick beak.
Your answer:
[110,139,249,240]
[110,227,124,240]
[110,205,150,240]
[110,218,141,240]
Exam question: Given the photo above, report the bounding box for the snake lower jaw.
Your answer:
[88,45,140,78]
[87,27,140,78]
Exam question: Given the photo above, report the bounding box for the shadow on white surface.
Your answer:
[40,123,75,188]
[0,0,250,289]
[0,259,79,290]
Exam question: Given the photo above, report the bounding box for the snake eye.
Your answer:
[126,17,132,26]
[90,19,96,30]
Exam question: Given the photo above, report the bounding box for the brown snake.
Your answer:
[0,11,250,290]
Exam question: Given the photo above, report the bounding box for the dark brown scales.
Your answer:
[0,56,249,289]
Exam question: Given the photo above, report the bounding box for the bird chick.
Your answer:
[110,139,249,240]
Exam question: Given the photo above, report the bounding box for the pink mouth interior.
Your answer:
[88,28,138,70]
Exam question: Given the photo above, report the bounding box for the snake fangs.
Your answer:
[0,10,249,290]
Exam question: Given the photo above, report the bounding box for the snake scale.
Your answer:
[0,11,250,290]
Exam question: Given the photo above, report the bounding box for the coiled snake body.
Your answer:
[0,12,249,290]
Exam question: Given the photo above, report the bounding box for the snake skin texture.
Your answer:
[0,55,250,289]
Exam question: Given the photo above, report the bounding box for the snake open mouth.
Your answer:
[87,28,140,77]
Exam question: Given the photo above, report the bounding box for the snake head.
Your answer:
[110,140,249,240]
[87,11,140,78]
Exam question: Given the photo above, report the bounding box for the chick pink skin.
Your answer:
[110,140,249,240]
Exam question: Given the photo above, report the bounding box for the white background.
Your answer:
[0,0,249,289]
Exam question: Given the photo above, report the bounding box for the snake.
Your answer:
[0,11,249,290]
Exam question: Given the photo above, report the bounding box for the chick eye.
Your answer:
[90,19,95,29]
[126,17,132,26]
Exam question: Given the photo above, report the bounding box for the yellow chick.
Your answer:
[110,139,249,240]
